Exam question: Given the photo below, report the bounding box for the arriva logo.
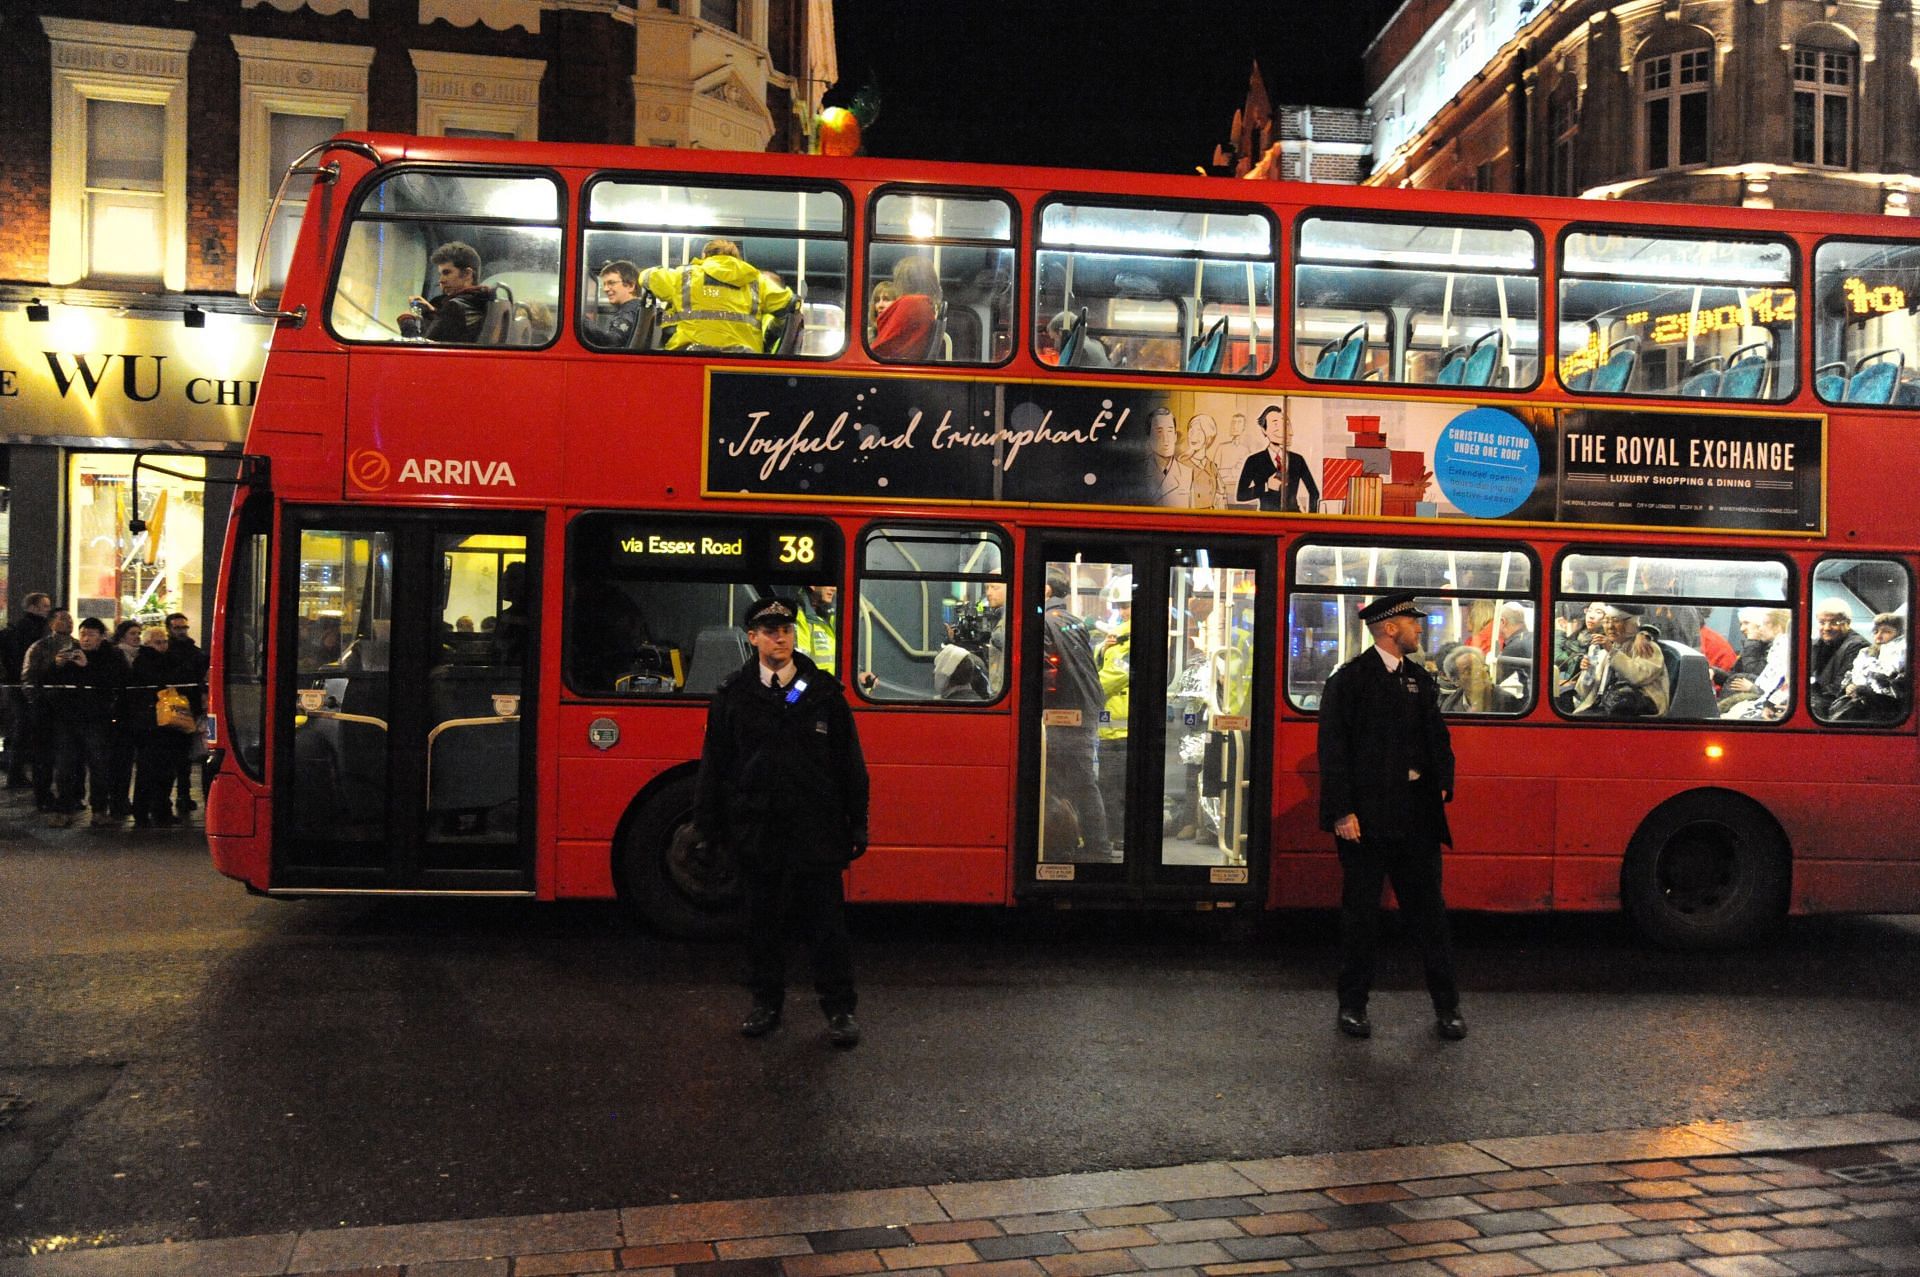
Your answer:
[348,447,517,492]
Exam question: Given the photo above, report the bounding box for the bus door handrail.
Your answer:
[424,714,520,805]
[248,137,386,327]
[301,709,389,730]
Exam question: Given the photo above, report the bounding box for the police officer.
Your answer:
[1317,591,1466,1041]
[794,585,838,674]
[640,238,795,353]
[694,595,869,1048]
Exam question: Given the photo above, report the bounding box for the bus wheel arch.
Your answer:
[1620,787,1791,950]
[614,766,745,940]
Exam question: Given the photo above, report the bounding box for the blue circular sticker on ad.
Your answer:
[1433,408,1539,519]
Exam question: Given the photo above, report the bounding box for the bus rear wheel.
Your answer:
[618,775,745,940]
[1621,792,1789,950]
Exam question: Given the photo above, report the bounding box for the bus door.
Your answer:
[1018,535,1272,906]
[274,510,539,893]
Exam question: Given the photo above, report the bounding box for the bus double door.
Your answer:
[273,510,539,893]
[1018,535,1272,906]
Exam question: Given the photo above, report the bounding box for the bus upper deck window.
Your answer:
[580,178,850,359]
[1034,200,1276,377]
[1812,239,1920,407]
[866,188,1015,366]
[328,169,564,348]
[1558,229,1798,402]
[1293,216,1541,391]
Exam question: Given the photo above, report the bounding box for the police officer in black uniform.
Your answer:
[1317,591,1466,1041]
[582,259,647,347]
[695,595,870,1047]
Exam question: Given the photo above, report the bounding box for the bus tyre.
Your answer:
[618,775,745,940]
[1621,791,1789,951]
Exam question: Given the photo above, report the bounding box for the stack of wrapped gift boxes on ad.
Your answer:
[1320,414,1437,518]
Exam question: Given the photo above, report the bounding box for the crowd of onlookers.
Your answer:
[0,592,208,828]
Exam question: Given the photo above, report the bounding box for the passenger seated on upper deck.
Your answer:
[639,238,794,354]
[1720,608,1790,719]
[1570,604,1669,717]
[399,242,494,343]
[581,259,646,347]
[871,255,941,359]
[1830,612,1908,723]
[1043,310,1112,368]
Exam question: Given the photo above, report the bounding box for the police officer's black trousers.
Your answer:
[1336,834,1459,1014]
[743,866,856,1017]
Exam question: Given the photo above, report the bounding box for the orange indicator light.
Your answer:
[1705,743,1725,760]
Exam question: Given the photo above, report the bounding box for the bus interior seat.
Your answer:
[924,299,950,361]
[1058,307,1089,367]
[1460,330,1502,386]
[684,625,749,693]
[477,284,515,345]
[1660,639,1719,719]
[1186,316,1228,373]
[1679,356,1724,397]
[1590,337,1639,393]
[796,302,844,357]
[1565,367,1593,392]
[769,302,806,356]
[1312,341,1340,378]
[1718,341,1771,399]
[1330,324,1367,380]
[1815,361,1847,401]
[504,303,535,346]
[1846,350,1904,403]
[1434,351,1466,385]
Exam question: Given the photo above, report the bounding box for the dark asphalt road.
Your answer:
[4,827,1918,1254]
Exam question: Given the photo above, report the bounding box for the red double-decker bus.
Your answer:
[204,132,1917,946]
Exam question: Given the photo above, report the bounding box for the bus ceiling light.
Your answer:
[907,210,936,239]
[25,298,49,322]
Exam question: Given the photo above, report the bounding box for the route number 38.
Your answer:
[777,534,816,565]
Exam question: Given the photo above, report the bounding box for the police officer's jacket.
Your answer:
[694,651,869,872]
[1316,647,1455,845]
[642,254,794,352]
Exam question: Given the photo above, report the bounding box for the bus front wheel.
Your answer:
[618,775,745,940]
[1621,791,1789,950]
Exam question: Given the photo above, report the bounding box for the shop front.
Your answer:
[0,302,269,637]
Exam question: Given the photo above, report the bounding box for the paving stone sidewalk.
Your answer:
[6,1113,1918,1277]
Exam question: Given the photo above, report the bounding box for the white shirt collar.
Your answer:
[1372,641,1403,673]
[759,661,793,688]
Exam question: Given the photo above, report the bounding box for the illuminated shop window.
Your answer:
[67,452,206,629]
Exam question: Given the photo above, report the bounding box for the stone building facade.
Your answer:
[1365,0,1920,214]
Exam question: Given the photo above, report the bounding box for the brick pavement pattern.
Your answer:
[2,1114,1917,1277]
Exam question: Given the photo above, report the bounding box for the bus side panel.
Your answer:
[250,352,347,502]
[1762,781,1920,914]
[851,710,1010,905]
[552,705,709,896]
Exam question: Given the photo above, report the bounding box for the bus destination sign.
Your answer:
[591,515,841,579]
[704,370,1823,536]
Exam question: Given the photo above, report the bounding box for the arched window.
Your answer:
[1793,25,1858,170]
[1636,29,1714,172]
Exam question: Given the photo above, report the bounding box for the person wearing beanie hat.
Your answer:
[1316,591,1466,1042]
[694,592,870,1048]
[1571,601,1670,717]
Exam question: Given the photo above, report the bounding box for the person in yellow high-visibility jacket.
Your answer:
[640,238,795,353]
[794,585,838,674]
[1094,576,1132,861]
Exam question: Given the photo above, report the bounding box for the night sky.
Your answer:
[825,0,1401,175]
